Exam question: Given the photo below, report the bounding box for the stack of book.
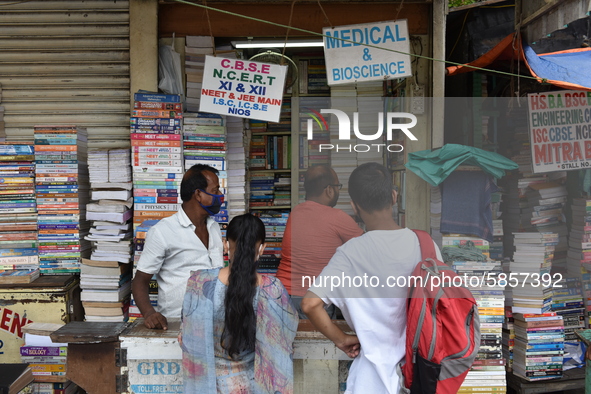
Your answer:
[21,327,68,384]
[249,173,275,208]
[298,58,329,95]
[490,190,504,260]
[525,182,568,273]
[328,85,356,215]
[273,174,291,207]
[443,234,507,392]
[566,197,591,328]
[299,96,330,173]
[34,125,90,275]
[257,212,289,275]
[79,258,131,321]
[551,277,585,341]
[131,92,183,231]
[129,219,160,321]
[185,35,214,112]
[85,149,133,264]
[249,133,291,170]
[503,307,515,371]
[510,232,558,314]
[512,312,565,381]
[182,112,226,171]
[355,84,386,168]
[0,143,39,282]
[226,116,247,219]
[31,380,78,394]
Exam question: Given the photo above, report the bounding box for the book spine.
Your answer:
[133,93,181,103]
[132,109,182,119]
[20,346,68,356]
[134,101,182,110]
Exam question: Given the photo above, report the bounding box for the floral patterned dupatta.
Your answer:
[181,268,298,394]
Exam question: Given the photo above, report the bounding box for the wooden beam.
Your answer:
[521,0,561,27]
[159,3,430,37]
[449,0,510,13]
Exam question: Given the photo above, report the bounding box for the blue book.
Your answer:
[134,92,181,103]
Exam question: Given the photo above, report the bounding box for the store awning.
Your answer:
[446,33,591,91]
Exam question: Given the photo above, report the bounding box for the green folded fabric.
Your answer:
[404,144,518,186]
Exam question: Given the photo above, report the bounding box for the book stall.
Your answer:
[2,2,591,394]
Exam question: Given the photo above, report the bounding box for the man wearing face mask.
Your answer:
[132,164,225,329]
[275,164,363,318]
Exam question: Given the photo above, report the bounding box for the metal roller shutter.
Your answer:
[0,0,130,143]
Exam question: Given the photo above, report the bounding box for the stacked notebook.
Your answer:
[79,258,131,321]
[34,125,90,274]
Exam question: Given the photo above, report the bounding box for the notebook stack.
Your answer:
[34,125,90,275]
[0,143,39,282]
[510,232,558,314]
[184,35,214,112]
[512,312,564,381]
[131,92,183,232]
[567,197,591,328]
[85,149,133,264]
[129,219,160,321]
[226,116,247,219]
[256,211,289,276]
[79,258,131,322]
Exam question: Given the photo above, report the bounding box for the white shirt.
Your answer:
[310,228,442,394]
[136,208,224,318]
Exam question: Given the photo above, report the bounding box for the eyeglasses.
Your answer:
[327,184,343,190]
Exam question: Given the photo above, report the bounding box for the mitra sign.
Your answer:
[200,56,287,122]
[323,20,412,85]
[528,90,591,173]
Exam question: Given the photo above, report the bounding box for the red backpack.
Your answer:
[398,230,481,394]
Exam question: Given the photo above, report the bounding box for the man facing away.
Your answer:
[301,162,443,393]
[131,164,225,329]
[275,164,363,317]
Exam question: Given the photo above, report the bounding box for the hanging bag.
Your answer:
[398,230,481,394]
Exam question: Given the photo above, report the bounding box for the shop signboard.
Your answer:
[323,20,412,85]
[528,90,591,173]
[200,55,287,123]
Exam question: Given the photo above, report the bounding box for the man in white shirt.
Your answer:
[132,164,225,329]
[301,162,442,393]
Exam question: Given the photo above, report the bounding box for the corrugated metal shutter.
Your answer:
[0,0,130,143]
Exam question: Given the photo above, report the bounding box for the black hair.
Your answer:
[348,162,393,213]
[222,213,266,359]
[304,164,334,199]
[180,164,219,202]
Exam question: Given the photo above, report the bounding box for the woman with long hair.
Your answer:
[181,213,298,393]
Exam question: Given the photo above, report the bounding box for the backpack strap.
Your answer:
[412,229,438,261]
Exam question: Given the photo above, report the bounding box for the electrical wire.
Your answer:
[171,0,545,82]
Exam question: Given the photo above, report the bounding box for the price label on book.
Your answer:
[323,20,412,85]
[200,56,287,122]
